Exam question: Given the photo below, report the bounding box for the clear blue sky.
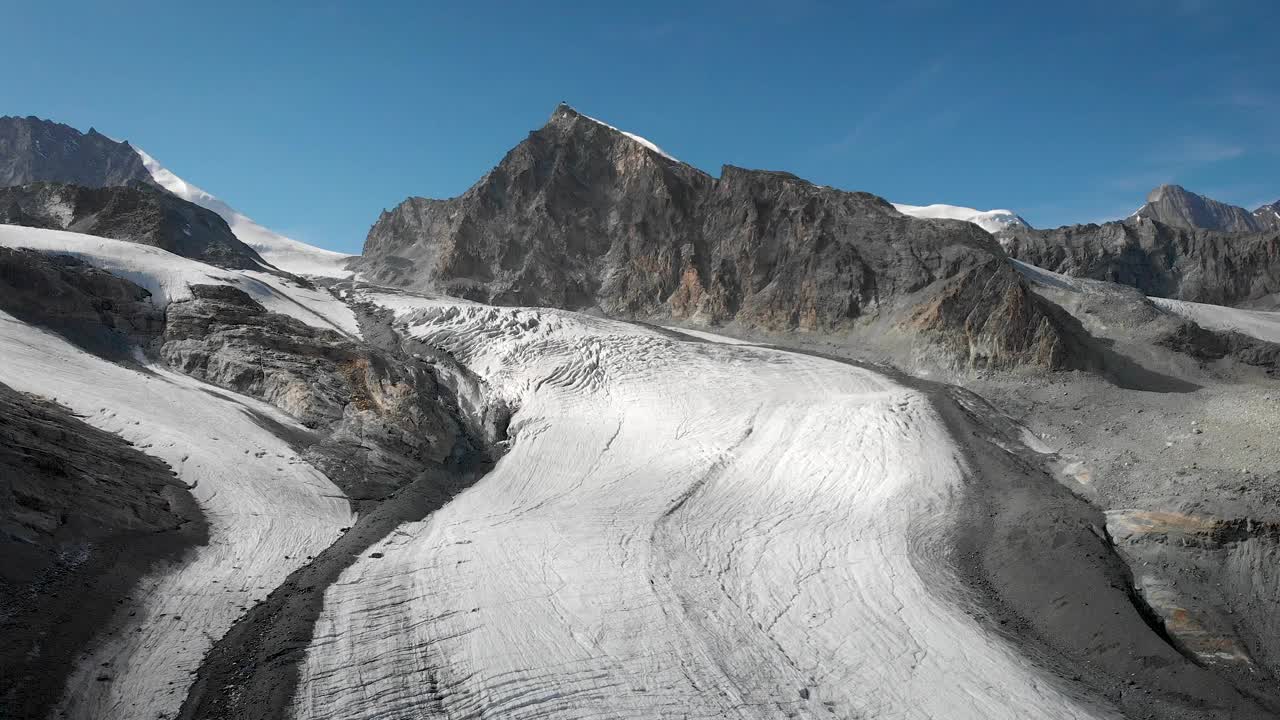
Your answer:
[6,0,1278,253]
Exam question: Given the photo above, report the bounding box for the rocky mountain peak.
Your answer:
[357,106,1089,371]
[0,115,155,189]
[1135,183,1262,232]
[1146,183,1189,203]
[1253,199,1280,229]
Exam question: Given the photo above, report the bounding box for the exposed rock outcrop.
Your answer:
[1107,510,1280,689]
[1003,217,1280,307]
[0,182,268,270]
[1158,322,1280,371]
[0,116,155,189]
[0,246,163,358]
[161,284,487,503]
[358,104,1083,370]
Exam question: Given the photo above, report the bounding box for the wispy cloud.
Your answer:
[1102,136,1245,194]
[1220,88,1280,112]
[825,58,947,153]
[1156,137,1244,165]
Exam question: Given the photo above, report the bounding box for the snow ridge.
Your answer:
[579,112,679,162]
[134,147,356,277]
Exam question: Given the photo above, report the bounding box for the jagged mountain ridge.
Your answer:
[0,116,353,277]
[0,181,267,270]
[358,104,1080,370]
[1003,216,1280,307]
[0,116,156,189]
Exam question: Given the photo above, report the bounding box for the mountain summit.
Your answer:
[1132,184,1268,232]
[357,104,1088,371]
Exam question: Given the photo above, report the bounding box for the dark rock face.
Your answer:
[160,284,485,503]
[0,116,155,189]
[0,182,267,270]
[0,246,163,358]
[1135,184,1268,233]
[1003,218,1280,306]
[358,104,1079,370]
[1158,322,1280,371]
[0,382,205,720]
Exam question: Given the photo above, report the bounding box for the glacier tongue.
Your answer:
[289,293,1110,720]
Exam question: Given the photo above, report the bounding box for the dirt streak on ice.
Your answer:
[0,311,353,720]
[290,294,1111,720]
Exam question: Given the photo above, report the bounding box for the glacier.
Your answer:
[286,289,1112,720]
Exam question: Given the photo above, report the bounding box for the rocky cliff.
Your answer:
[0,116,155,189]
[358,104,1081,370]
[0,182,268,270]
[1003,216,1280,306]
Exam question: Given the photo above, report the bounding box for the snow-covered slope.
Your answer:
[1150,297,1280,345]
[0,311,353,720]
[134,147,356,277]
[290,291,1109,720]
[0,225,360,337]
[893,202,1030,235]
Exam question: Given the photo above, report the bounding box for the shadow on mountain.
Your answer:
[1040,296,1201,393]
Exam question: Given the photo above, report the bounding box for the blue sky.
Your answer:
[6,0,1278,253]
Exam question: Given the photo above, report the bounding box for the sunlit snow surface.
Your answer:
[1013,257,1280,346]
[135,146,357,278]
[1150,297,1280,345]
[290,291,1110,719]
[892,202,1029,235]
[0,225,360,338]
[0,312,353,720]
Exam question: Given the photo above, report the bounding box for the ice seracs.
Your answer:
[135,146,357,277]
[892,202,1030,235]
